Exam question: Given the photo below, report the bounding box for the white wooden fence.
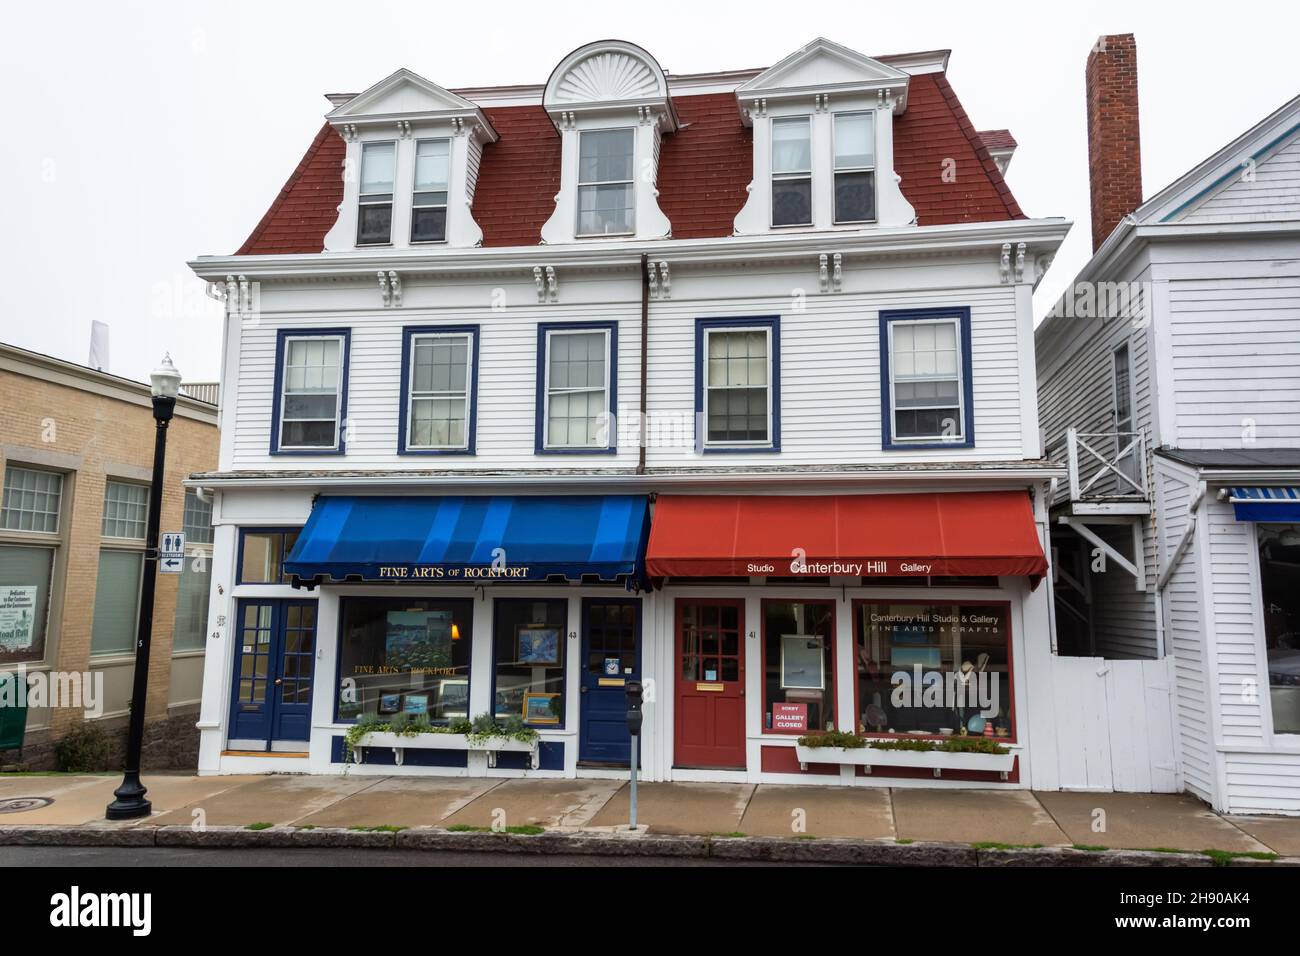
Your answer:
[1048,655,1178,792]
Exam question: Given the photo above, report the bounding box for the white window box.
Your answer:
[793,742,1016,777]
[352,731,539,769]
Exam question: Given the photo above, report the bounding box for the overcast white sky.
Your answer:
[1,1,1296,385]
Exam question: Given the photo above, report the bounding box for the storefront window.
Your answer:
[763,599,835,734]
[855,600,1012,739]
[493,598,566,727]
[238,529,300,584]
[336,597,473,724]
[0,544,54,665]
[173,554,210,651]
[1258,525,1300,735]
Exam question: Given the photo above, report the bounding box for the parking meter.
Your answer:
[625,680,643,737]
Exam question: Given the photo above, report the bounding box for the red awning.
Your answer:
[646,491,1047,586]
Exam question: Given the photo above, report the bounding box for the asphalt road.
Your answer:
[0,845,812,867]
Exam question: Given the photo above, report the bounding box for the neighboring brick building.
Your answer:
[0,341,218,769]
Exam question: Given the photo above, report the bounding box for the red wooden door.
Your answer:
[674,599,746,769]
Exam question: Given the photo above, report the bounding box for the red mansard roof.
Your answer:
[236,71,1023,256]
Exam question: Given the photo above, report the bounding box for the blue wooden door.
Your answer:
[229,599,317,750]
[578,598,640,764]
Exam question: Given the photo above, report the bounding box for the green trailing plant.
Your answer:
[54,724,114,772]
[465,712,539,745]
[865,737,1010,755]
[796,730,865,749]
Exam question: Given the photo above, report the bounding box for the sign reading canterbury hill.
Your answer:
[0,586,38,651]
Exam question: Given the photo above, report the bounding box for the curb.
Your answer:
[0,825,1295,866]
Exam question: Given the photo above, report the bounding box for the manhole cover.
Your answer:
[0,796,53,813]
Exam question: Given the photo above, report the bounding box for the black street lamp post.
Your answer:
[106,355,182,821]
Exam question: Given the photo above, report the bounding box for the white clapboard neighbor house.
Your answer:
[1038,35,1300,814]
[186,37,1079,790]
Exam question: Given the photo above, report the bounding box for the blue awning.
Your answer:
[1229,486,1300,522]
[283,495,651,585]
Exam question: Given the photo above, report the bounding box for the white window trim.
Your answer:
[278,333,346,453]
[770,115,813,229]
[575,128,637,239]
[887,318,966,444]
[357,140,397,246]
[406,331,473,451]
[831,110,878,225]
[703,325,775,449]
[410,137,451,245]
[543,327,612,450]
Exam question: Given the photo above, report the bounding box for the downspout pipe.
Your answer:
[637,253,649,475]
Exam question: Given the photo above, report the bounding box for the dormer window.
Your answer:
[733,38,916,234]
[411,138,450,243]
[833,112,876,223]
[541,40,678,244]
[577,129,636,236]
[324,68,498,252]
[357,142,395,245]
[771,117,813,227]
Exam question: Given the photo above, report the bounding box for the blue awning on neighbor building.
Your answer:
[283,495,651,585]
[1228,486,1300,522]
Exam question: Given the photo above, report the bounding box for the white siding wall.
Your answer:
[1182,131,1300,224]
[1156,463,1215,803]
[226,259,1031,471]
[1164,250,1300,449]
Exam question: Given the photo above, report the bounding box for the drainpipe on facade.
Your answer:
[637,253,650,475]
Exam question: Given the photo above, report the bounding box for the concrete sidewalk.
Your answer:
[1,772,1298,861]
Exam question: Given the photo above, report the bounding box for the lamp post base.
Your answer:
[105,773,152,820]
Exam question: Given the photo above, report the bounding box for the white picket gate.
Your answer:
[1048,656,1178,792]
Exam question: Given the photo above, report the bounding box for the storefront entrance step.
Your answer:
[587,782,755,835]
[892,788,1070,846]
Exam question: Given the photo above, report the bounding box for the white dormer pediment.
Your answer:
[732,38,916,235]
[328,68,494,128]
[736,37,910,112]
[540,41,676,243]
[323,68,498,252]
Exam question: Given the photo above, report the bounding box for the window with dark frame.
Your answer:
[237,529,301,585]
[887,317,965,443]
[771,116,812,226]
[543,328,610,449]
[411,138,450,243]
[406,331,472,450]
[704,326,772,446]
[278,335,344,451]
[833,112,876,223]
[577,129,635,236]
[357,141,395,245]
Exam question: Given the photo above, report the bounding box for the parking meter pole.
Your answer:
[625,680,643,832]
[630,735,638,831]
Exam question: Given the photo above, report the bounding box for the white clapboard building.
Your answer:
[186,37,1078,789]
[1038,35,1300,813]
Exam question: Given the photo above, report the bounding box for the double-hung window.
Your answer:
[93,480,147,656]
[357,141,395,245]
[411,138,450,243]
[539,324,615,452]
[401,328,476,453]
[833,112,876,223]
[577,129,635,237]
[0,464,63,665]
[697,318,779,450]
[274,331,348,453]
[771,116,812,227]
[882,309,973,448]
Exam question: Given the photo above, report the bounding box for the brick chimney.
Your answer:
[1085,34,1143,252]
